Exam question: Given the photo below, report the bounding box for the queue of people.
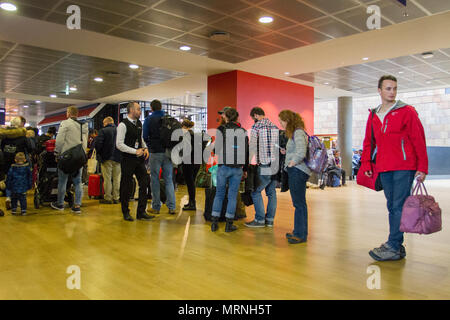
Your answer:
[0,74,429,261]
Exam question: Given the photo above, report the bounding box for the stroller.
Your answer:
[319,166,342,189]
[34,140,73,209]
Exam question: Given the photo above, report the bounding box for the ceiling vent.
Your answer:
[209,31,230,41]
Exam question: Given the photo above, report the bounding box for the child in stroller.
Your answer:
[34,139,74,209]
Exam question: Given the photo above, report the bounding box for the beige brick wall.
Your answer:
[314,88,450,148]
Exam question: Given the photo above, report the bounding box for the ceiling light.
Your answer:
[179,46,191,51]
[69,86,78,92]
[422,52,434,59]
[426,81,431,84]
[398,71,404,74]
[50,94,57,98]
[23,105,29,108]
[94,77,104,82]
[284,72,290,75]
[324,82,329,85]
[362,57,369,61]
[129,64,139,69]
[0,3,17,11]
[259,16,273,24]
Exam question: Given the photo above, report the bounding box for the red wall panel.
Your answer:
[207,71,237,129]
[236,71,314,133]
[207,70,314,133]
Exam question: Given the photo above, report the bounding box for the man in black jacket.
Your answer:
[143,100,176,215]
[95,117,121,204]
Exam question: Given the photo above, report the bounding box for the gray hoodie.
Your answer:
[55,118,88,155]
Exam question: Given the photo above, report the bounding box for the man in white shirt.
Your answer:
[116,102,153,222]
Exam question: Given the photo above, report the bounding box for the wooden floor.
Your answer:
[0,180,449,300]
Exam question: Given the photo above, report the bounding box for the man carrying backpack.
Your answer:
[51,107,88,214]
[143,100,176,215]
[245,107,279,228]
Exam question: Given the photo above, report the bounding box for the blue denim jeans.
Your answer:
[150,152,176,211]
[11,193,27,211]
[212,165,243,220]
[57,167,83,207]
[251,165,277,223]
[379,170,416,251]
[287,167,309,240]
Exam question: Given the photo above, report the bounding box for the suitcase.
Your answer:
[88,174,104,198]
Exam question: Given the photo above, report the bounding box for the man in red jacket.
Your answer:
[362,75,428,261]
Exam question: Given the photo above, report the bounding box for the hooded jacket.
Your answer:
[214,122,249,171]
[361,100,428,174]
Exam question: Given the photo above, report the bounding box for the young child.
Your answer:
[6,152,32,216]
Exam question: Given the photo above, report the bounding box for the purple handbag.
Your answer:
[400,181,442,235]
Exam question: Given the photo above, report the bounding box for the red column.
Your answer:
[207,70,314,133]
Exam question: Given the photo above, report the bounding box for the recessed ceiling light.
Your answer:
[23,105,29,108]
[0,3,17,11]
[284,72,290,75]
[426,81,431,84]
[179,46,191,51]
[422,52,434,59]
[50,94,57,98]
[69,86,77,91]
[259,16,273,24]
[129,64,139,69]
[324,82,329,85]
[362,57,369,61]
[399,71,404,74]
[94,77,104,82]
[35,100,41,103]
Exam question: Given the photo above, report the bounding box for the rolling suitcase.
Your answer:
[88,174,104,199]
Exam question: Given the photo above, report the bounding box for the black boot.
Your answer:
[225,218,237,233]
[183,200,196,211]
[211,216,219,232]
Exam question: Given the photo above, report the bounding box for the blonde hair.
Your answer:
[67,106,78,117]
[11,117,22,127]
[15,152,26,163]
[278,110,306,139]
[103,116,114,125]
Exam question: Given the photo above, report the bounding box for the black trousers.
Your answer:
[120,157,149,217]
[182,164,200,203]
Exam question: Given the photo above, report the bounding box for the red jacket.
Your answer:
[361,101,428,174]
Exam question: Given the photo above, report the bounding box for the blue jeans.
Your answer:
[150,152,176,211]
[57,167,83,207]
[11,193,27,211]
[287,167,309,240]
[212,166,243,220]
[251,165,277,223]
[379,170,416,251]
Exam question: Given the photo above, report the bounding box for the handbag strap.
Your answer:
[412,181,429,196]
[370,110,376,163]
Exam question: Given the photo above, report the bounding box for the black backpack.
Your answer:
[160,115,182,149]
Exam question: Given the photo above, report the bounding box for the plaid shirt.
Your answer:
[250,118,279,165]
